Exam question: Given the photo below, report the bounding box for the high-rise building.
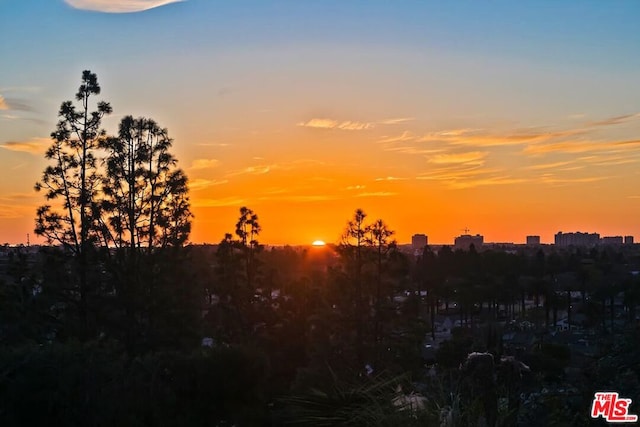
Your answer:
[454,234,483,251]
[554,231,600,247]
[601,236,623,245]
[624,236,634,245]
[411,234,428,250]
[526,235,541,246]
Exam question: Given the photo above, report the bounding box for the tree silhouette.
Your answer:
[339,209,369,366]
[98,116,192,351]
[235,206,262,291]
[99,116,192,250]
[366,219,396,357]
[34,70,112,337]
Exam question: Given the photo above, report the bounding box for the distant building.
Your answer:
[554,231,600,247]
[526,235,541,246]
[454,234,483,251]
[601,236,623,245]
[411,234,428,250]
[625,236,634,245]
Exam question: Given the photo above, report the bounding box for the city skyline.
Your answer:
[2,1,640,246]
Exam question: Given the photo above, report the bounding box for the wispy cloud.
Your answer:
[418,128,585,147]
[374,176,407,181]
[384,145,444,155]
[588,113,640,127]
[355,191,397,198]
[378,131,416,144]
[258,194,338,203]
[64,0,185,13]
[188,178,228,191]
[525,161,574,170]
[428,151,487,165]
[0,98,33,112]
[197,142,230,147]
[297,118,374,131]
[378,117,415,125]
[192,196,245,208]
[226,164,274,177]
[0,205,28,219]
[416,163,526,189]
[524,139,640,155]
[567,113,586,120]
[448,176,526,190]
[345,185,366,191]
[417,165,494,181]
[188,158,219,170]
[1,137,50,155]
[539,175,612,185]
[0,194,37,219]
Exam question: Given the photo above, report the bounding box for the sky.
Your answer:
[1,0,640,246]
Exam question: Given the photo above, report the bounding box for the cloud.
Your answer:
[524,139,640,155]
[64,0,185,13]
[416,163,526,189]
[525,161,574,170]
[567,113,586,120]
[226,164,274,177]
[417,165,494,181]
[297,118,374,131]
[418,128,585,147]
[588,113,640,127]
[374,176,407,181]
[355,192,397,198]
[1,137,50,155]
[383,145,444,155]
[448,176,526,190]
[0,205,28,219]
[0,193,39,202]
[197,142,230,147]
[345,185,366,191]
[539,175,612,185]
[378,131,416,144]
[260,194,338,203]
[1,98,33,112]
[378,117,415,125]
[188,158,219,170]
[188,178,228,191]
[428,151,487,165]
[225,159,324,179]
[0,194,37,219]
[192,197,246,208]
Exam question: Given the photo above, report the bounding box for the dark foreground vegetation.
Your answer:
[1,71,639,425]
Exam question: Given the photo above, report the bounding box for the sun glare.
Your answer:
[312,240,326,246]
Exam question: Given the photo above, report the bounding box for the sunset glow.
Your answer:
[312,240,326,247]
[1,1,640,246]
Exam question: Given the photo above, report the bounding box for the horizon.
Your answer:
[2,1,640,247]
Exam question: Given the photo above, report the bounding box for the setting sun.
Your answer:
[312,240,326,247]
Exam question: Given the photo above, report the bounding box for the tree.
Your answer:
[339,209,369,366]
[235,206,262,290]
[34,70,112,338]
[99,116,191,250]
[97,116,192,350]
[366,219,395,354]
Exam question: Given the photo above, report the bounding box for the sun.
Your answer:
[312,240,326,247]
